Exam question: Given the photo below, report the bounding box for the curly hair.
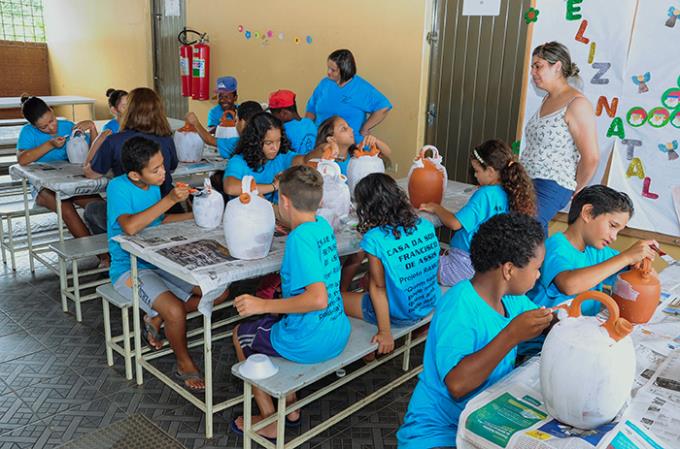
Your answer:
[473,140,537,216]
[470,212,544,273]
[234,112,292,171]
[355,173,419,239]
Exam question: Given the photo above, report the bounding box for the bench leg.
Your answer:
[72,260,82,322]
[402,331,412,371]
[131,255,144,385]
[0,216,6,265]
[59,258,68,313]
[204,313,214,438]
[276,394,286,449]
[7,216,16,271]
[243,382,252,449]
[121,306,133,380]
[102,299,113,367]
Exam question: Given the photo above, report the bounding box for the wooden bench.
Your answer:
[49,234,110,322]
[231,286,450,449]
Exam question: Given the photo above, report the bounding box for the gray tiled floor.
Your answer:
[0,254,418,448]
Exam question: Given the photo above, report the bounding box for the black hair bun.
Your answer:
[20,93,31,104]
[106,88,115,97]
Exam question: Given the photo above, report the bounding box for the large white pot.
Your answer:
[193,178,224,229]
[316,160,351,230]
[540,291,635,429]
[346,146,385,197]
[223,176,275,259]
[66,129,89,164]
[174,129,204,162]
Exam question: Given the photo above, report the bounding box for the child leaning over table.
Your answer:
[107,136,228,392]
[397,213,553,449]
[230,165,351,441]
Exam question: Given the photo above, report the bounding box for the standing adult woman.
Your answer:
[306,49,392,144]
[520,41,599,234]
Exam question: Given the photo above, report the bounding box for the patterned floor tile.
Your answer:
[0,331,44,364]
[0,391,41,436]
[0,417,63,449]
[0,313,22,339]
[14,372,103,419]
[0,350,77,393]
[41,397,127,443]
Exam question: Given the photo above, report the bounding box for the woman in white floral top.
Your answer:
[521,41,599,235]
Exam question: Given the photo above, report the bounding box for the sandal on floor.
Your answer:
[142,319,164,351]
[285,415,301,428]
[229,419,277,443]
[174,369,206,392]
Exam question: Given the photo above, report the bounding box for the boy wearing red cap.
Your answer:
[269,89,318,155]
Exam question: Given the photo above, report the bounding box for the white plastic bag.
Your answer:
[66,129,89,164]
[317,160,351,230]
[193,178,224,229]
[173,124,204,162]
[346,145,385,197]
[407,145,448,208]
[215,110,238,139]
[223,176,276,259]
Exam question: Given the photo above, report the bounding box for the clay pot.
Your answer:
[407,145,447,209]
[612,258,660,324]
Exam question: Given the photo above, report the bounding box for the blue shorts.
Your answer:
[361,293,421,327]
[236,315,282,358]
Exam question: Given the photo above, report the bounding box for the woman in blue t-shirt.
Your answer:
[223,112,302,203]
[305,49,392,144]
[16,95,106,245]
[420,140,537,287]
[342,173,440,356]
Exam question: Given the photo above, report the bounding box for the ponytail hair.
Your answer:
[20,94,50,125]
[472,140,537,216]
[106,88,128,109]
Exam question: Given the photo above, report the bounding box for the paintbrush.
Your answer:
[651,244,676,265]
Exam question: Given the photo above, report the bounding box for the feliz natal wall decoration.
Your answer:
[518,0,680,237]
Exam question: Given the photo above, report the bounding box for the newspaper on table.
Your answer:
[457,338,680,448]
[116,180,475,316]
[8,156,225,200]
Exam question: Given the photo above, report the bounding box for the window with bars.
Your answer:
[0,0,45,43]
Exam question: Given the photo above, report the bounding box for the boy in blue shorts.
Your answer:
[230,165,351,440]
[107,136,228,391]
[268,89,318,155]
[397,213,553,449]
[207,76,238,131]
[521,185,656,356]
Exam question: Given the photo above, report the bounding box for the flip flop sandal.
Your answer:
[229,419,277,443]
[285,415,301,428]
[174,369,206,392]
[142,319,164,351]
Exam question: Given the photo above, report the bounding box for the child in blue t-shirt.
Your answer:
[520,185,657,356]
[223,112,303,204]
[207,75,238,130]
[185,100,263,160]
[231,165,351,440]
[342,173,440,355]
[107,136,227,391]
[420,140,536,287]
[268,89,318,155]
[397,213,553,449]
[16,95,106,253]
[303,115,391,178]
[102,88,128,134]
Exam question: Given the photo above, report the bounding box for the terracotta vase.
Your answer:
[612,258,660,324]
[408,145,446,209]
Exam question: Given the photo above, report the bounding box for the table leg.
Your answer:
[21,178,34,273]
[91,103,96,120]
[131,255,144,385]
[204,313,214,438]
[55,191,64,244]
[71,104,76,121]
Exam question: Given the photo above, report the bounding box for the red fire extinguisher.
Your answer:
[177,29,210,100]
